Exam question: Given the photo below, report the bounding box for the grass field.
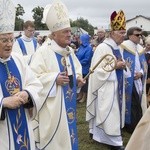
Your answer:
[76,102,131,150]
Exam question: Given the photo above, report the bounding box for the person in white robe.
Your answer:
[121,27,147,134]
[125,105,150,150]
[13,20,39,64]
[86,10,127,150]
[0,1,43,149]
[30,1,85,150]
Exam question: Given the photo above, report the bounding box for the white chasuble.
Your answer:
[30,40,82,150]
[86,38,126,146]
[0,53,42,150]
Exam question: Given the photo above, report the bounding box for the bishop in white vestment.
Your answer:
[86,10,127,150]
[30,1,84,150]
[0,1,42,149]
[0,53,42,150]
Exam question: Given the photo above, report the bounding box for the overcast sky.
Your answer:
[13,0,150,29]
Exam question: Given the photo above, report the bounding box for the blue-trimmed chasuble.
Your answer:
[17,38,37,55]
[0,58,31,150]
[104,43,124,127]
[112,49,124,122]
[123,50,147,124]
[56,53,78,150]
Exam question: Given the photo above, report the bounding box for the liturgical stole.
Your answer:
[17,38,37,55]
[123,49,147,124]
[0,57,31,150]
[56,53,78,150]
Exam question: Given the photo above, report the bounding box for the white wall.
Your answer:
[14,30,50,37]
[126,17,150,31]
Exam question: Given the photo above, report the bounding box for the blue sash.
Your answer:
[104,43,124,126]
[112,50,124,124]
[17,38,37,55]
[123,50,147,124]
[0,58,31,150]
[139,53,147,94]
[56,53,78,150]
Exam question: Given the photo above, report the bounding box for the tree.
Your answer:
[15,4,25,30]
[32,6,48,30]
[70,17,95,36]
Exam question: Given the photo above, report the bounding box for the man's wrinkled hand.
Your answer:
[77,77,86,88]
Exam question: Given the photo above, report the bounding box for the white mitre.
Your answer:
[44,0,70,32]
[42,4,52,23]
[0,0,16,34]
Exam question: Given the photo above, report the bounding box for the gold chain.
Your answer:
[4,62,11,79]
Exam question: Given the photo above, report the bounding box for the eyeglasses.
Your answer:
[26,29,35,33]
[0,38,14,44]
[132,34,142,37]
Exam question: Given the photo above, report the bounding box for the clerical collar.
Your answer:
[22,34,33,42]
[61,46,70,55]
[129,40,138,51]
[104,38,119,49]
[0,56,11,63]
[129,40,138,47]
[50,40,71,56]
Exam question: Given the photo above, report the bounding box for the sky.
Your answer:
[13,0,150,29]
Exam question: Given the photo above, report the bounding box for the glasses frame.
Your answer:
[0,38,14,44]
[132,34,142,37]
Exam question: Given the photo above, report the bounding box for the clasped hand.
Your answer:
[56,72,70,86]
[56,72,86,87]
[77,77,86,88]
[3,91,29,109]
[116,59,126,70]
[134,72,143,80]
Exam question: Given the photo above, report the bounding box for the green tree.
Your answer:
[15,4,25,30]
[70,17,95,36]
[32,6,48,30]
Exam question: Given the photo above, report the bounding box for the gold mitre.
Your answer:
[0,0,16,34]
[110,10,126,31]
[44,0,70,32]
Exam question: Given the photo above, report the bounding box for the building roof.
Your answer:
[126,15,150,22]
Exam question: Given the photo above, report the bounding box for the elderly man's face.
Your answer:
[0,33,14,59]
[52,27,71,48]
[97,31,105,39]
[111,30,126,45]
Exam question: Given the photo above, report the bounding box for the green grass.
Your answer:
[76,102,131,150]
